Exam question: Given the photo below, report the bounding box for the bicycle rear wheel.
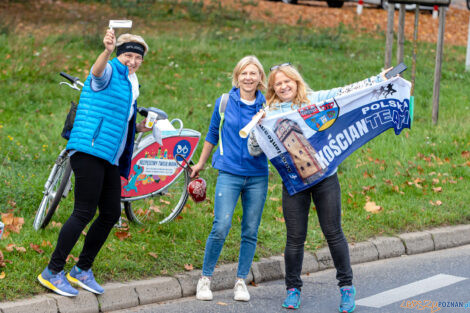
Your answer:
[123,167,190,224]
[33,157,72,230]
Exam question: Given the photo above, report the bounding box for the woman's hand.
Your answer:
[380,67,393,80]
[136,119,152,133]
[103,29,116,54]
[190,162,204,178]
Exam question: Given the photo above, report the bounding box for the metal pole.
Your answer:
[411,6,419,96]
[397,4,406,64]
[432,6,446,125]
[385,4,395,68]
[466,15,470,71]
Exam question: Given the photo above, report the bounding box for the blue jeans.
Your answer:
[202,171,268,279]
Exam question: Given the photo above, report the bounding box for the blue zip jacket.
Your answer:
[205,87,268,177]
[66,58,137,178]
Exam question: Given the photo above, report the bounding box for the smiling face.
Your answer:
[237,63,261,99]
[273,71,298,103]
[117,51,143,75]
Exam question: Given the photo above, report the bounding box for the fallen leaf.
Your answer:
[432,187,442,193]
[5,244,15,252]
[51,221,62,228]
[66,254,79,263]
[115,231,131,241]
[148,252,158,259]
[0,272,5,279]
[159,199,170,205]
[275,216,285,223]
[269,197,280,201]
[217,302,228,306]
[364,201,383,214]
[462,151,469,158]
[15,246,26,253]
[184,264,193,271]
[30,243,44,254]
[41,240,53,248]
[250,281,258,286]
[149,205,161,213]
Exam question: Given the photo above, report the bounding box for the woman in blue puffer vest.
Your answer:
[38,29,151,297]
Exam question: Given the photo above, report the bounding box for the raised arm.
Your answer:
[310,69,391,103]
[92,29,116,77]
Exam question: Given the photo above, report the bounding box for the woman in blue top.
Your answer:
[258,63,390,312]
[190,56,269,302]
[38,29,151,297]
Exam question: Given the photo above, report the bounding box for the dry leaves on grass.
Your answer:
[30,243,44,254]
[148,252,158,259]
[5,244,26,253]
[364,198,383,214]
[1,213,25,238]
[66,254,79,263]
[115,230,132,241]
[184,264,194,271]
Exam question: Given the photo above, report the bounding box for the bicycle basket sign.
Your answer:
[120,135,199,198]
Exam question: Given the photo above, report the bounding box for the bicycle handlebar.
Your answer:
[60,72,80,84]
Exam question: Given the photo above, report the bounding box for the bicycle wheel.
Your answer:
[33,158,72,230]
[123,166,190,224]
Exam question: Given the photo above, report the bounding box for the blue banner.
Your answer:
[254,77,412,195]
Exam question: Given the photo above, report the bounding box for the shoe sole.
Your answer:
[37,274,77,297]
[66,273,104,294]
[196,295,213,301]
[234,296,250,301]
[339,304,356,313]
[282,300,301,309]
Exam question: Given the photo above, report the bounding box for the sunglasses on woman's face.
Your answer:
[270,62,291,71]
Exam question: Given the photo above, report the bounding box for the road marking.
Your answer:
[356,274,467,308]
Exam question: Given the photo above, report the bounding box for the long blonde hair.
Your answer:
[266,65,311,108]
[232,55,267,91]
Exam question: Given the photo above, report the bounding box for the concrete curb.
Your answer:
[1,224,469,313]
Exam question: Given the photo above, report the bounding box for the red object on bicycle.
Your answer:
[176,154,207,203]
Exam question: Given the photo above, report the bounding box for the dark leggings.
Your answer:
[283,173,352,290]
[48,152,121,272]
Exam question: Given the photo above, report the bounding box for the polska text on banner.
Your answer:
[254,77,412,196]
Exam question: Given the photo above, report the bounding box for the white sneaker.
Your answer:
[233,278,250,301]
[196,276,213,301]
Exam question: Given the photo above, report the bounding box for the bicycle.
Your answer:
[33,72,201,230]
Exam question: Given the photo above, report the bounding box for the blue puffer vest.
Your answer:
[66,58,137,178]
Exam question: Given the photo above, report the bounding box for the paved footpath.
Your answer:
[1,224,470,313]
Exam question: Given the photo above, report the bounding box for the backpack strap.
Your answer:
[218,93,229,155]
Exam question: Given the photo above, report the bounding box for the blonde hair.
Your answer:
[116,34,149,56]
[232,55,267,91]
[266,65,311,108]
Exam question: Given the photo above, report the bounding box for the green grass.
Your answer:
[0,0,469,301]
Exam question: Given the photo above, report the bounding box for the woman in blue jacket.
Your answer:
[190,55,268,302]
[38,29,151,297]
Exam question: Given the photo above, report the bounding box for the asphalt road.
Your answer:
[113,244,470,313]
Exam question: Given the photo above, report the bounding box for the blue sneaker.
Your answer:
[37,267,78,297]
[67,266,104,294]
[282,288,301,309]
[339,285,356,312]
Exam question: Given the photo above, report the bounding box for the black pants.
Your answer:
[48,152,121,272]
[282,173,353,290]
